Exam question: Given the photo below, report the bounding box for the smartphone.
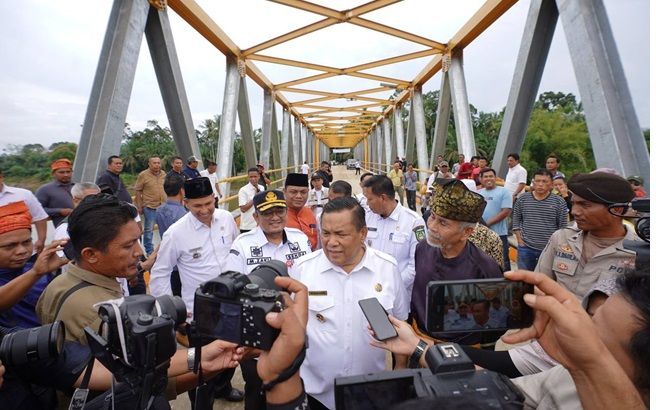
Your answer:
[425,278,534,335]
[358,297,398,341]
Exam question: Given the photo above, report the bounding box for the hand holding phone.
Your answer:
[359,298,398,341]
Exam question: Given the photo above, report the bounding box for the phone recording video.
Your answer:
[426,279,534,336]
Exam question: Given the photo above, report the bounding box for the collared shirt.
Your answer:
[0,256,51,330]
[412,241,503,331]
[301,163,310,174]
[96,170,133,203]
[0,185,48,221]
[199,169,219,197]
[287,206,318,250]
[404,171,417,190]
[535,226,636,299]
[355,193,369,212]
[512,193,568,250]
[306,187,329,211]
[156,199,188,235]
[182,165,201,180]
[365,203,426,293]
[512,365,582,410]
[166,169,188,180]
[504,163,527,195]
[149,209,239,320]
[478,186,512,237]
[387,169,403,187]
[290,247,409,409]
[225,227,311,273]
[35,180,74,226]
[36,262,124,344]
[238,183,264,230]
[135,169,166,209]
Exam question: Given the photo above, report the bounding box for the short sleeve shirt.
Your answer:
[225,227,311,273]
[135,170,166,209]
[387,169,403,187]
[238,183,264,230]
[0,185,48,221]
[478,186,512,236]
[504,164,527,195]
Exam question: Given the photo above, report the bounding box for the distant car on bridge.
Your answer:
[346,159,358,170]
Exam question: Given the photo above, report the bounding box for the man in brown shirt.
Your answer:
[135,156,166,255]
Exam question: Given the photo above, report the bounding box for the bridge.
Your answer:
[72,0,650,214]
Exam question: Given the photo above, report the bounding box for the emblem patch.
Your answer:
[557,262,568,271]
[250,246,263,257]
[288,241,301,252]
[559,244,573,253]
[413,226,426,241]
[375,283,382,292]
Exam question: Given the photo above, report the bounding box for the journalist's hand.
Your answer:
[31,239,69,275]
[501,270,608,372]
[0,360,4,388]
[200,340,244,374]
[369,315,421,356]
[257,276,308,384]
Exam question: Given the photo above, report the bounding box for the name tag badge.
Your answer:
[309,290,328,296]
[189,247,202,259]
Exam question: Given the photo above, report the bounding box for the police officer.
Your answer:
[361,175,426,295]
[224,189,311,410]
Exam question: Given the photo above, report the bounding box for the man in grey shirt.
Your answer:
[35,158,74,227]
[96,155,133,203]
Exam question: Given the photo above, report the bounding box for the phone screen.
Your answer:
[426,279,533,335]
[358,298,397,341]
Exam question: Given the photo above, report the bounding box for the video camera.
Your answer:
[609,197,649,269]
[335,342,524,409]
[192,260,288,350]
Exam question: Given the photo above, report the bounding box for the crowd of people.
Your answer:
[0,150,649,409]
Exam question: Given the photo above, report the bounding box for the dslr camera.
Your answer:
[193,260,288,350]
[335,343,524,409]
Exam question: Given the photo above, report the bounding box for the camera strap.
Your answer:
[68,356,95,410]
[261,337,307,392]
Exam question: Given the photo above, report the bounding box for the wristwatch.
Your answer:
[187,348,195,371]
[408,339,428,368]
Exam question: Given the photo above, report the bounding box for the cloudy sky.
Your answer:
[0,0,650,152]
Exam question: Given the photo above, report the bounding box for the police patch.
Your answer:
[559,244,573,253]
[413,226,426,241]
[250,246,263,257]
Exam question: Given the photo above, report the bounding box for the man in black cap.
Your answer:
[225,190,311,410]
[284,173,318,250]
[149,177,244,403]
[182,155,202,180]
[411,179,503,341]
[535,172,637,299]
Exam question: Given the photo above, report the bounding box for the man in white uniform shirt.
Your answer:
[306,172,329,220]
[238,167,264,233]
[504,152,528,201]
[290,197,409,410]
[225,189,311,409]
[362,175,426,295]
[199,160,222,207]
[300,161,310,175]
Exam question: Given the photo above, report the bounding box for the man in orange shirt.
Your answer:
[284,173,318,250]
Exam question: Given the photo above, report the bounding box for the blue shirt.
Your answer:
[0,257,52,330]
[478,186,512,237]
[182,166,201,180]
[156,200,188,235]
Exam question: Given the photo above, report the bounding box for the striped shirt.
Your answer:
[512,193,568,250]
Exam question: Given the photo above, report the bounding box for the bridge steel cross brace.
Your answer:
[410,88,430,181]
[393,107,405,160]
[405,98,416,166]
[73,0,150,182]
[216,56,241,209]
[292,119,301,170]
[431,70,452,169]
[447,51,476,162]
[375,126,383,171]
[492,0,558,177]
[281,109,291,177]
[556,0,650,189]
[270,105,282,171]
[300,125,308,164]
[238,76,258,169]
[145,6,202,168]
[383,117,393,170]
[260,89,275,168]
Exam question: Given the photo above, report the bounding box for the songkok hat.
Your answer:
[184,177,213,199]
[0,201,32,235]
[253,190,287,212]
[568,172,634,204]
[627,175,644,186]
[51,158,72,171]
[285,173,308,188]
[430,178,486,223]
[310,172,323,180]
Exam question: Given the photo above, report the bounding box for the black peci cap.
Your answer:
[184,177,213,199]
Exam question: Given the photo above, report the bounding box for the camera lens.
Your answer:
[155,295,188,326]
[249,260,288,290]
[0,321,65,368]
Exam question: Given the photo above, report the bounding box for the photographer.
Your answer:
[370,270,648,409]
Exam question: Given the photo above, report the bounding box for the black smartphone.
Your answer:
[358,297,397,341]
[425,278,534,335]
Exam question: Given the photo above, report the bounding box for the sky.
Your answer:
[0,0,650,152]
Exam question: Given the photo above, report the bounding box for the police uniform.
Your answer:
[290,247,409,409]
[150,178,239,320]
[225,226,311,273]
[535,226,636,299]
[365,203,426,293]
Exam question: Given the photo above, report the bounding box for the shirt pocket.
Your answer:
[366,228,379,246]
[391,232,410,259]
[308,295,337,333]
[552,256,577,277]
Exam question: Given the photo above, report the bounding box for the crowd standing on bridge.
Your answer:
[0,150,649,409]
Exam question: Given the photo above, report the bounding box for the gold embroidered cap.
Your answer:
[254,190,287,212]
[430,178,486,223]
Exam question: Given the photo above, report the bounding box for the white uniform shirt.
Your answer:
[199,169,219,197]
[224,226,311,274]
[150,209,239,320]
[355,193,369,212]
[0,185,48,221]
[301,163,310,174]
[290,247,409,409]
[504,163,527,196]
[365,203,426,294]
[238,183,264,230]
[306,187,329,217]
